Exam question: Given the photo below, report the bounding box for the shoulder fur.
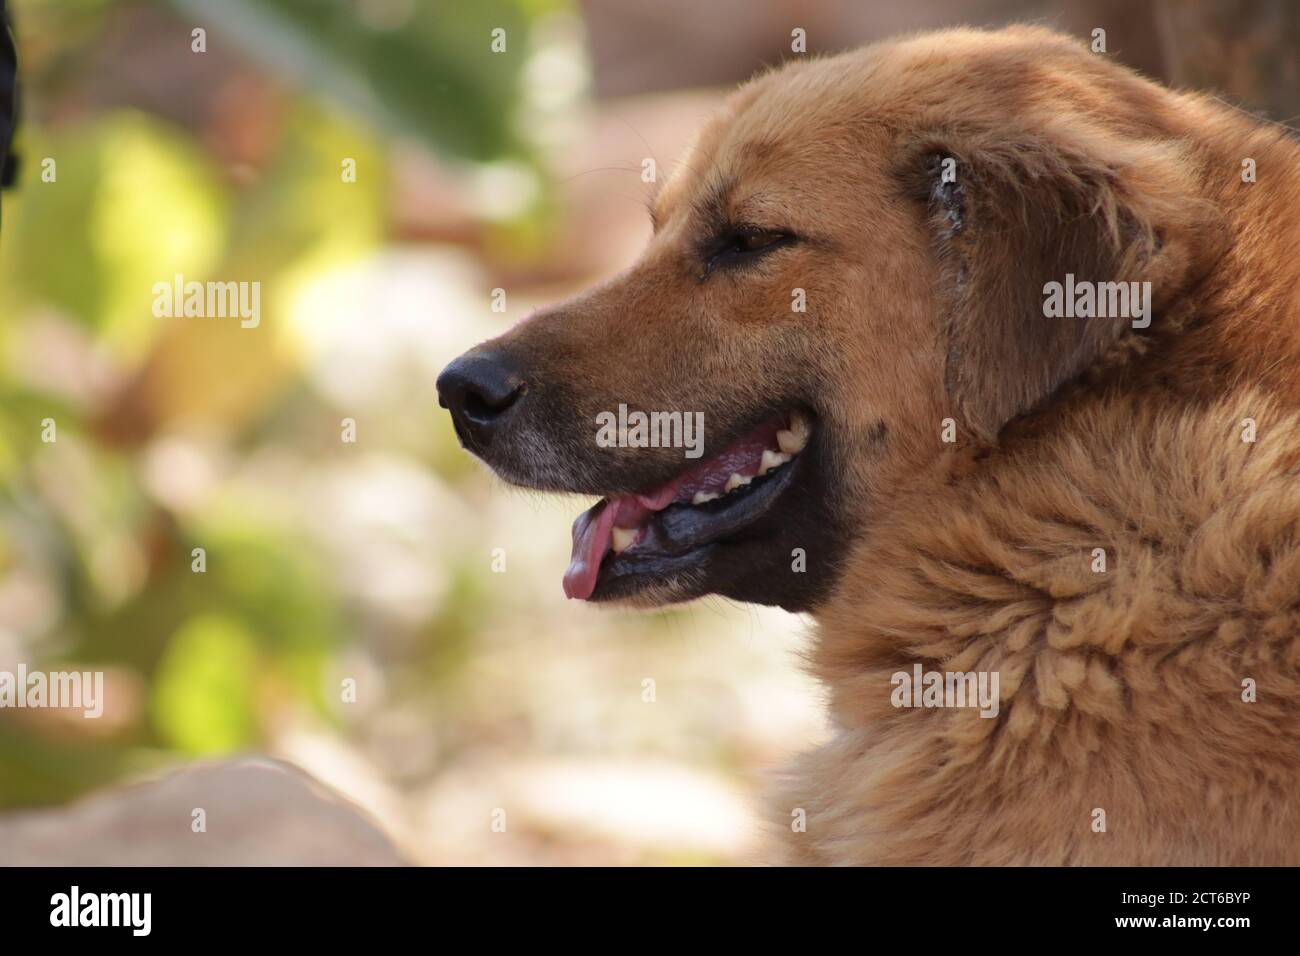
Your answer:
[776,389,1300,864]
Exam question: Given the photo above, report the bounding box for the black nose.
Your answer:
[436,350,525,449]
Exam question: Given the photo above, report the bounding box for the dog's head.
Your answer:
[438,27,1222,611]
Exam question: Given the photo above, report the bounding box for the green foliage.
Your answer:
[0,0,558,809]
[3,114,227,357]
[168,0,554,163]
[151,613,261,754]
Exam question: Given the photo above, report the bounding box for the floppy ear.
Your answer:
[902,125,1223,443]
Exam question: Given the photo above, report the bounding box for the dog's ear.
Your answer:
[900,126,1222,443]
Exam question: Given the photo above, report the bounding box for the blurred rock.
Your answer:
[0,757,407,866]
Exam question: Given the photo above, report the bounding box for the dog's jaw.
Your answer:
[562,412,810,602]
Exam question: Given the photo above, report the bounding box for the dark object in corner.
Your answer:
[0,0,17,194]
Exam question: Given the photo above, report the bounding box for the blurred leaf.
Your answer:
[87,518,342,692]
[0,716,149,809]
[0,112,226,362]
[0,388,80,484]
[151,613,260,754]
[119,103,389,435]
[169,0,557,162]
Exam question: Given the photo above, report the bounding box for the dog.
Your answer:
[438,26,1300,865]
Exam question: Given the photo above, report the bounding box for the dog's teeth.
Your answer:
[778,413,812,455]
[724,472,751,493]
[611,526,638,553]
[692,491,720,505]
[760,449,791,475]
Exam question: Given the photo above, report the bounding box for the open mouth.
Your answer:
[563,411,813,600]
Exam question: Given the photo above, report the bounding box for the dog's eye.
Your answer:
[730,229,785,253]
[702,227,793,276]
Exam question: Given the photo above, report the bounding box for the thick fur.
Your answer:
[753,28,1300,866]
[780,390,1300,864]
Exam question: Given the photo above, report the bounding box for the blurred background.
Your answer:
[0,0,1297,865]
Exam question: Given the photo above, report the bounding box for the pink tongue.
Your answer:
[563,500,620,600]
[562,492,665,599]
[561,418,786,600]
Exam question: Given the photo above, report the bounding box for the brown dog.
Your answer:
[438,26,1300,864]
